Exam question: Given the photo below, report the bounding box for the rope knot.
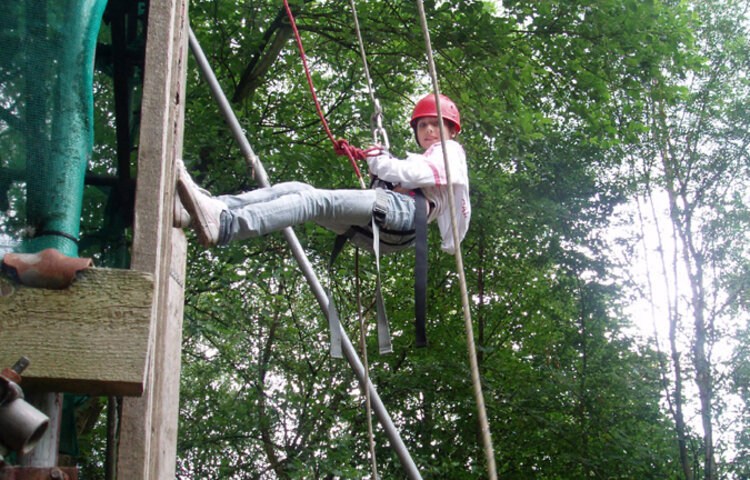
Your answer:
[334,139,367,160]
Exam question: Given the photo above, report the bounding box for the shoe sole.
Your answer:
[176,177,215,247]
[173,196,191,228]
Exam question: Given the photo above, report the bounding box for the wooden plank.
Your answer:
[117,0,189,476]
[0,268,154,396]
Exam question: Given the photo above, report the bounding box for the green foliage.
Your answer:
[171,0,701,478]
[15,0,744,475]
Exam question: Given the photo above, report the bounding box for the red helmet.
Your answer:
[410,93,461,133]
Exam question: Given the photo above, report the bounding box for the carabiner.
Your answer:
[370,98,390,152]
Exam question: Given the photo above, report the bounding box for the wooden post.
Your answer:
[116,0,189,476]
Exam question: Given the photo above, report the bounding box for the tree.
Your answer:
[613,0,750,478]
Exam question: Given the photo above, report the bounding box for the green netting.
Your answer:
[0,0,108,257]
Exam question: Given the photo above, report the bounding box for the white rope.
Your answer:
[413,1,498,478]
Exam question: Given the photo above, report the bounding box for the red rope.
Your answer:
[282,0,369,179]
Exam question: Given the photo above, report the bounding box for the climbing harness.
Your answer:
[349,0,428,350]
[414,1,498,478]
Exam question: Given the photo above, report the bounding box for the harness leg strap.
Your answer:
[372,218,393,354]
[326,233,352,359]
[414,190,428,347]
[327,293,344,358]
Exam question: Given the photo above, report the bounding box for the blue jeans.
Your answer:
[217,182,416,243]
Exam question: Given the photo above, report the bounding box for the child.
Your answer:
[177,93,470,255]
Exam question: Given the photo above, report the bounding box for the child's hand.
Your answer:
[366,147,391,181]
[366,144,384,156]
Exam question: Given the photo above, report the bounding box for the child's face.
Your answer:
[416,117,457,150]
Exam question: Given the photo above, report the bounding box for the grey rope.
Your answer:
[350,2,381,477]
[413,2,499,479]
[350,0,389,151]
[356,249,379,480]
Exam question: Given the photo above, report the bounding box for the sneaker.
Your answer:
[176,162,228,247]
[172,159,211,228]
[173,159,192,228]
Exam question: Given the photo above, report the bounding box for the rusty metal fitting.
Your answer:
[48,468,65,480]
[1,249,93,290]
[0,358,31,405]
[0,466,78,480]
[0,377,22,407]
[10,359,29,376]
[0,357,29,387]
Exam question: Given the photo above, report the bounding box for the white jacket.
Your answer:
[366,139,471,254]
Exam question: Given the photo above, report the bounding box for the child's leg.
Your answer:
[227,187,377,240]
[217,181,315,210]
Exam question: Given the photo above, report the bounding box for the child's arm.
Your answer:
[367,154,436,188]
[367,141,466,189]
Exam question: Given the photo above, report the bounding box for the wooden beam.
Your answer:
[0,268,153,396]
[117,0,189,476]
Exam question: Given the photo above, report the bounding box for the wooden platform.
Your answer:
[0,267,154,396]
